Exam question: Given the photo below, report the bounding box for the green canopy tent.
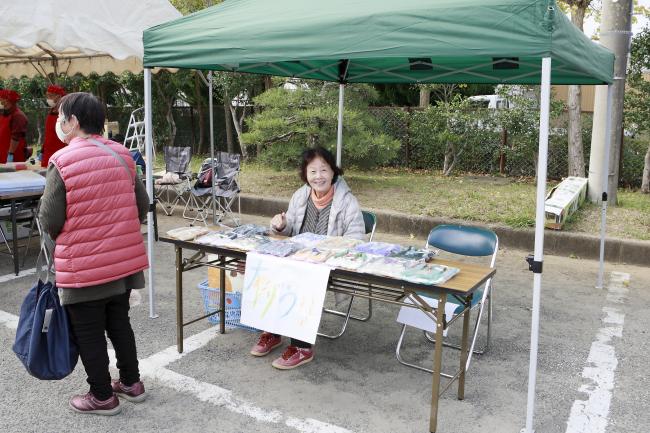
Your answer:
[142,1,614,432]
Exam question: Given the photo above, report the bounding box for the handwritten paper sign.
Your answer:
[240,253,331,344]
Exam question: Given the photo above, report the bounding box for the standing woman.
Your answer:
[41,84,67,167]
[0,89,9,162]
[39,92,150,415]
[0,89,28,163]
[250,147,365,369]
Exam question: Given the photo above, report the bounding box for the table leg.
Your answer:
[219,255,226,334]
[429,293,446,433]
[176,245,184,353]
[11,199,18,276]
[458,300,471,400]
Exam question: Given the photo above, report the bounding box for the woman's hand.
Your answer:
[271,211,286,231]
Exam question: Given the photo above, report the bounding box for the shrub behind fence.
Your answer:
[369,106,645,187]
[21,104,645,188]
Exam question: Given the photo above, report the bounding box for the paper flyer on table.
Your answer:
[240,252,331,344]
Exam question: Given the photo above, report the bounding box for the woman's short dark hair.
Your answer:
[59,92,105,135]
[299,147,343,184]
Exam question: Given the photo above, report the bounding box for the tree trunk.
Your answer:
[154,79,177,150]
[419,87,430,108]
[263,75,273,91]
[642,142,650,193]
[194,73,206,155]
[229,105,248,159]
[567,5,586,177]
[223,95,234,154]
[499,128,508,174]
[443,143,455,175]
[567,85,585,176]
[166,102,176,147]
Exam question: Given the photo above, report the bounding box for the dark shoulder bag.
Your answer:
[12,233,79,380]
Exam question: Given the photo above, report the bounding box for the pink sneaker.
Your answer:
[250,332,283,357]
[69,392,121,416]
[271,346,314,370]
[112,380,147,403]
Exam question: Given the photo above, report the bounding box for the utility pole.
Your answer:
[587,0,633,204]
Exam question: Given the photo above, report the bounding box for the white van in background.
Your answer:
[468,94,512,109]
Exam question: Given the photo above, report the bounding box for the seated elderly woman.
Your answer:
[250,146,365,370]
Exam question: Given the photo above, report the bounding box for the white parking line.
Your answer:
[565,272,630,433]
[0,309,352,433]
[0,267,41,284]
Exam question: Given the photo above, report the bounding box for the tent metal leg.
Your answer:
[175,245,184,353]
[336,83,344,168]
[522,56,552,433]
[144,68,158,319]
[596,84,614,289]
[208,71,217,226]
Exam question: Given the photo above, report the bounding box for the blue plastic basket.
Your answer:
[198,280,257,331]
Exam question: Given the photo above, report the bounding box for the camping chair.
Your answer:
[318,210,376,339]
[183,153,241,226]
[212,152,241,226]
[156,146,192,216]
[395,224,498,374]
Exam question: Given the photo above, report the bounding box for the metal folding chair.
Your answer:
[395,224,498,374]
[318,210,376,339]
[212,152,241,226]
[183,158,214,226]
[183,153,241,226]
[0,198,40,267]
[156,146,192,216]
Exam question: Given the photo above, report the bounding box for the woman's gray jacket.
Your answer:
[273,177,365,239]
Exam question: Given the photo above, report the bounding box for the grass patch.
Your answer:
[154,155,650,241]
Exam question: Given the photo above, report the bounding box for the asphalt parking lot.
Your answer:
[1,213,648,433]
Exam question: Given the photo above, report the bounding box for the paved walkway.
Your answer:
[1,213,648,433]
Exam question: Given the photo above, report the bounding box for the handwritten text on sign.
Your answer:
[240,253,330,344]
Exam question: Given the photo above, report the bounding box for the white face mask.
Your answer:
[55,115,75,143]
[46,98,55,107]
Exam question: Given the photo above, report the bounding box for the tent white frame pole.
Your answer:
[596,84,614,289]
[336,83,345,167]
[208,71,217,225]
[144,68,158,319]
[523,57,551,433]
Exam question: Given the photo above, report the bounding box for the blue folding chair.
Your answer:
[395,224,498,374]
[318,210,376,339]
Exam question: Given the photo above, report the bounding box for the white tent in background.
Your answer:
[0,0,182,319]
[0,0,180,79]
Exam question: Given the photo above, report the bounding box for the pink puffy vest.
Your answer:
[50,135,149,288]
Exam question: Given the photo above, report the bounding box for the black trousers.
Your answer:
[270,333,311,349]
[65,290,140,400]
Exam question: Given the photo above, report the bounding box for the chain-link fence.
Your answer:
[369,106,594,181]
[22,105,232,156]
